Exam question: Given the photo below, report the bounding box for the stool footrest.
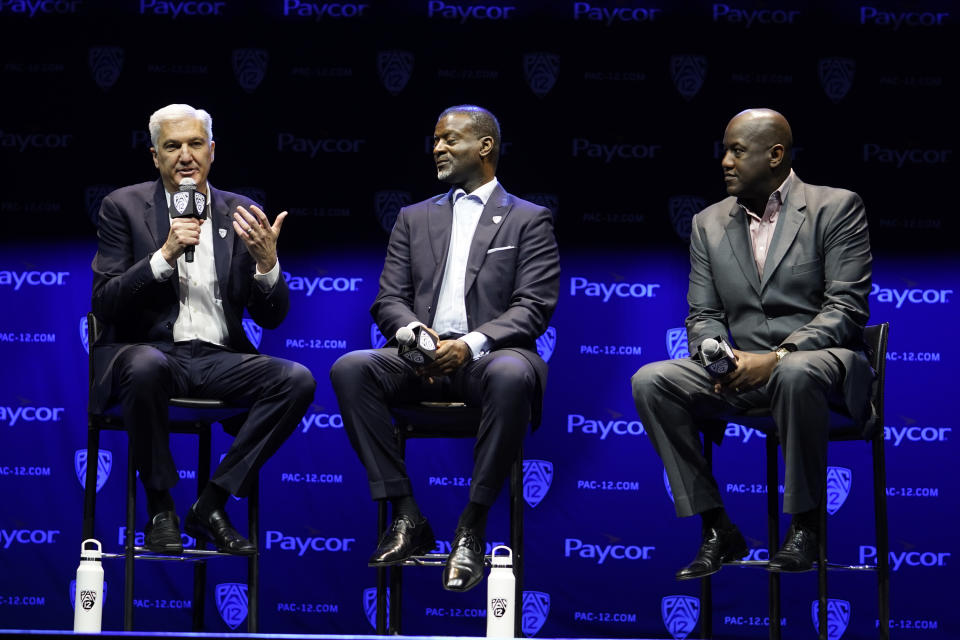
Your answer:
[402,552,494,567]
[102,548,255,562]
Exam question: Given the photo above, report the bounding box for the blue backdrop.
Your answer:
[1,1,957,639]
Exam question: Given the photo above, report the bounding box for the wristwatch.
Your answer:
[775,346,791,362]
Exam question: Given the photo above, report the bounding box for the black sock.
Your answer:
[195,482,230,515]
[390,495,422,522]
[793,506,820,532]
[457,502,489,537]
[145,488,175,517]
[701,507,733,532]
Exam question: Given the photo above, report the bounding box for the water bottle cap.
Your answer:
[80,538,103,560]
[490,544,512,567]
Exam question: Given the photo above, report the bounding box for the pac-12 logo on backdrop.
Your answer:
[670,55,706,101]
[377,50,414,95]
[536,327,556,362]
[75,449,112,493]
[363,587,389,630]
[662,595,700,640]
[666,327,689,359]
[819,57,855,103]
[523,53,559,98]
[812,598,850,640]
[668,196,705,240]
[88,47,124,91]
[522,591,550,636]
[70,580,107,610]
[80,316,91,354]
[826,466,851,515]
[370,323,388,349]
[522,460,553,508]
[232,48,268,93]
[216,583,248,630]
[85,185,116,226]
[373,190,412,232]
[663,468,674,504]
[241,318,262,349]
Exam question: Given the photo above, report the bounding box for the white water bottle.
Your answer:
[486,545,516,638]
[73,539,104,632]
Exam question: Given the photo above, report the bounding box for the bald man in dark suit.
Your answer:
[631,108,874,579]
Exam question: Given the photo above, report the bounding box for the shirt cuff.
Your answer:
[460,331,491,360]
[150,250,175,281]
[254,260,280,290]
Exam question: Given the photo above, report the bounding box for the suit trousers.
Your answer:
[112,340,316,497]
[330,347,536,507]
[631,350,845,517]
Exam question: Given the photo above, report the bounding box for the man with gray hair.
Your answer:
[91,104,316,555]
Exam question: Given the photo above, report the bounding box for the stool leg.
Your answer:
[192,425,211,631]
[873,436,890,640]
[83,422,100,541]
[248,478,259,633]
[510,449,524,638]
[389,564,402,635]
[124,436,136,631]
[766,437,780,640]
[817,482,827,640]
[700,437,712,640]
[376,500,388,634]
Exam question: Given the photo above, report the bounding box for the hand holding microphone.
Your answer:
[165,177,207,264]
[699,336,779,393]
[396,325,438,366]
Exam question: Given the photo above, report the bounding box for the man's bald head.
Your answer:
[721,108,794,207]
[727,108,793,165]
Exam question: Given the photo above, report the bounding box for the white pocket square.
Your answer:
[486,245,516,254]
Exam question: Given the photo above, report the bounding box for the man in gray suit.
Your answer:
[631,108,873,578]
[331,105,559,592]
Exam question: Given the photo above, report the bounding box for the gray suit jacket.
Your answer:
[686,174,876,433]
[89,179,289,413]
[371,183,560,425]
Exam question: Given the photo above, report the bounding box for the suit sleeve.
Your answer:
[782,192,871,350]
[91,192,172,324]
[370,207,420,338]
[473,206,560,347]
[685,212,729,351]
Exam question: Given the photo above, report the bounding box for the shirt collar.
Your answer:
[739,169,794,221]
[452,176,499,206]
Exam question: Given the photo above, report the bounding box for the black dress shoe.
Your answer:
[184,503,256,556]
[442,527,485,592]
[144,511,183,555]
[768,524,817,572]
[368,515,435,566]
[675,525,748,580]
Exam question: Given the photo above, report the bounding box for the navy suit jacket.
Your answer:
[370,183,560,425]
[89,179,289,413]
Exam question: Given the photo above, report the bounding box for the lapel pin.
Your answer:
[492,215,502,224]
[219,228,227,238]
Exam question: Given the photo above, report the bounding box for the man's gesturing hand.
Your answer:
[234,204,287,273]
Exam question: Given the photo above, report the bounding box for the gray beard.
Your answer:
[436,165,453,181]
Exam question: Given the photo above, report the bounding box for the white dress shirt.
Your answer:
[420,177,499,359]
[149,188,280,346]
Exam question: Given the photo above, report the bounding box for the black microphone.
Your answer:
[698,336,737,378]
[396,325,438,366]
[170,178,207,263]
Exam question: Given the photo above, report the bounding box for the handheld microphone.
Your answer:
[396,325,437,366]
[699,336,737,378]
[170,178,207,263]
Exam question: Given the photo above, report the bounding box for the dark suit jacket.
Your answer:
[370,182,560,425]
[685,174,876,434]
[89,179,289,413]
